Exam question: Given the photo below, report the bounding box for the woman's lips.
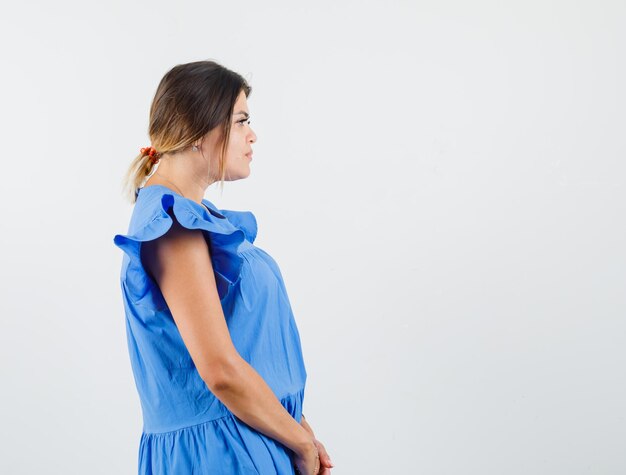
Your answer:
[245,152,253,160]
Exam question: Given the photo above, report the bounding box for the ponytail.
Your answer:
[121,152,158,203]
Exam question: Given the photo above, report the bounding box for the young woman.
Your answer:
[113,60,333,475]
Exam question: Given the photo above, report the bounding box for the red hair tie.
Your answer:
[140,146,161,164]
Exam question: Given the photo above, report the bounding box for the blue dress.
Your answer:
[113,184,308,474]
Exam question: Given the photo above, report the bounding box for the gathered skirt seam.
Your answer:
[142,413,233,437]
[142,388,304,438]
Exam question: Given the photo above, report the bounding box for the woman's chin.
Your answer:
[224,169,251,181]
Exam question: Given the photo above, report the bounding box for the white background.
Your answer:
[1,1,624,474]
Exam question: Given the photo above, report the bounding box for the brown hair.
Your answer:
[121,60,252,203]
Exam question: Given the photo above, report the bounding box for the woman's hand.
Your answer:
[292,439,320,475]
[300,416,334,474]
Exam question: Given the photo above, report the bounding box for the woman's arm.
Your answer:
[301,415,315,437]
[142,216,316,459]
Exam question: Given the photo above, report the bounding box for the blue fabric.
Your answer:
[113,185,308,474]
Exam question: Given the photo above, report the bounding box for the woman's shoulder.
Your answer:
[133,184,204,221]
[113,184,254,302]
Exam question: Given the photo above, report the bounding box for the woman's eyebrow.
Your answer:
[235,111,250,118]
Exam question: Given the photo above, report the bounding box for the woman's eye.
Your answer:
[238,118,251,126]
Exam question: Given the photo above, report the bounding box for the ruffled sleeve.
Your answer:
[218,209,258,244]
[113,193,246,308]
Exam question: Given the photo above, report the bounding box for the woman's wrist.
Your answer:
[300,415,315,437]
[293,432,317,458]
